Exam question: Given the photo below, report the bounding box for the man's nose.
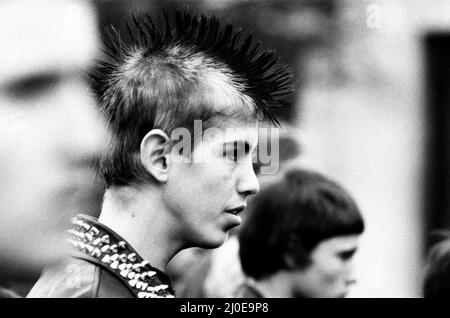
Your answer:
[236,159,260,197]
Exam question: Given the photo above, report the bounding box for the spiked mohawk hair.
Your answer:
[92,9,293,187]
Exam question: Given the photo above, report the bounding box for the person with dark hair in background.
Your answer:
[236,168,364,298]
[423,230,450,298]
[0,0,107,294]
[28,10,292,298]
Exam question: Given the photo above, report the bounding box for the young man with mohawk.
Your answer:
[28,10,292,298]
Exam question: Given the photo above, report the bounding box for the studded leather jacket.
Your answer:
[27,214,175,298]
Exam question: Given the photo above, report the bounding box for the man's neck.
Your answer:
[98,185,182,272]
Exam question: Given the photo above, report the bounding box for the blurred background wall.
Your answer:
[295,0,450,298]
[89,0,450,297]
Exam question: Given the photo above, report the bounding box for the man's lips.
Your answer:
[225,206,246,215]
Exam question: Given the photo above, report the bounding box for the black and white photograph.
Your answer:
[0,0,449,302]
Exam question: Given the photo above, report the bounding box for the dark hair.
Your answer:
[239,168,364,280]
[91,10,293,187]
[423,230,450,298]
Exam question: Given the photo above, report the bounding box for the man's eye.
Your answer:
[222,141,251,163]
[6,73,60,100]
[223,147,239,162]
[232,146,239,161]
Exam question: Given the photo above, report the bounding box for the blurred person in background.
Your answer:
[28,9,292,298]
[236,168,364,298]
[423,230,450,298]
[0,0,106,291]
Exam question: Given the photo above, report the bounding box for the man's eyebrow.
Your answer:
[223,139,247,145]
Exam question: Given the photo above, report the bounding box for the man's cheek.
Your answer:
[201,167,232,192]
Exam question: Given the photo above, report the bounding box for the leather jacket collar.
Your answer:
[68,214,175,298]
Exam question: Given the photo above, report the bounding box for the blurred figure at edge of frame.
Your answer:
[0,0,107,283]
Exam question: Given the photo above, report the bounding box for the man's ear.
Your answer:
[140,129,171,183]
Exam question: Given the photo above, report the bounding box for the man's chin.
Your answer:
[194,233,227,249]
